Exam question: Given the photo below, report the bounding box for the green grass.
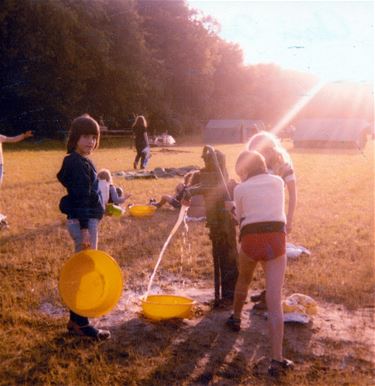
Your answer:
[0,139,373,385]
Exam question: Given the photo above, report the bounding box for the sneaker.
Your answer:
[67,320,111,341]
[268,358,294,377]
[225,314,241,332]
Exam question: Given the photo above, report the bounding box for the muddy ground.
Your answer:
[42,281,374,385]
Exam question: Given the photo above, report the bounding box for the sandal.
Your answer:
[225,314,241,332]
[67,320,111,341]
[268,358,294,377]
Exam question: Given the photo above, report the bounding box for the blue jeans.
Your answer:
[134,146,150,169]
[67,218,99,252]
[66,218,99,325]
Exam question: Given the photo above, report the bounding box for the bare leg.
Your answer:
[155,195,174,208]
[233,248,258,319]
[261,254,287,361]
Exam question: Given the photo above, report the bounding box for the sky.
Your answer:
[188,1,374,83]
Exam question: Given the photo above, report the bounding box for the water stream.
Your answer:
[144,205,189,299]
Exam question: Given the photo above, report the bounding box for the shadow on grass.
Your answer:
[110,310,243,386]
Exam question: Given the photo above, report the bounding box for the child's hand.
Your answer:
[24,130,33,138]
[81,229,91,249]
[181,198,191,207]
[124,193,131,200]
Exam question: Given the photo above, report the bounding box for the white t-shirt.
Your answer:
[234,173,286,228]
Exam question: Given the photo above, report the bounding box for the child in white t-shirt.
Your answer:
[226,150,294,377]
[97,169,130,210]
[247,131,296,234]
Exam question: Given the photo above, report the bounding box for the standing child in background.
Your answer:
[0,130,33,186]
[247,131,296,233]
[132,115,150,169]
[97,168,131,208]
[226,150,294,377]
[57,114,110,340]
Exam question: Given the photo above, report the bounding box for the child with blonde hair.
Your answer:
[247,131,296,234]
[97,168,130,208]
[226,150,294,377]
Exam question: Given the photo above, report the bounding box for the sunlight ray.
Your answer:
[271,80,326,136]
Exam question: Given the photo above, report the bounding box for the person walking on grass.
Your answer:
[0,130,33,185]
[132,115,150,169]
[226,150,294,377]
[57,114,110,340]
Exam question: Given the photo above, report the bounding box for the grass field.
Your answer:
[0,138,374,385]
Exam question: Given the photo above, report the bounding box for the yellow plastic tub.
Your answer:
[58,249,123,318]
[128,204,156,217]
[141,294,195,321]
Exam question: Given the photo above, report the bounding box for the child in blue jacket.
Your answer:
[57,114,110,340]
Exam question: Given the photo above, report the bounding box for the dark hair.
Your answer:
[66,114,100,153]
[235,150,267,180]
[132,115,147,129]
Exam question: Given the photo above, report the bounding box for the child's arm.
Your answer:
[109,185,129,204]
[2,131,33,143]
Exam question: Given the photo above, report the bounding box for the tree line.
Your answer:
[0,0,372,137]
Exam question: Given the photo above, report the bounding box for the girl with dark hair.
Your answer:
[57,114,110,340]
[132,115,150,169]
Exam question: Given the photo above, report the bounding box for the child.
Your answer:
[150,171,197,209]
[151,183,186,209]
[0,130,33,185]
[57,114,110,340]
[97,168,130,209]
[226,150,294,377]
[132,115,150,169]
[246,131,296,234]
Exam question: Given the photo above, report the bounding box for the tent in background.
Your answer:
[293,118,370,149]
[203,119,265,144]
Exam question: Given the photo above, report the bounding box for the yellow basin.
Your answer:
[141,294,195,321]
[58,249,123,318]
[128,205,156,217]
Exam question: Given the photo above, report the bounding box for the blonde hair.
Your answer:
[235,150,267,180]
[97,168,113,183]
[246,131,291,173]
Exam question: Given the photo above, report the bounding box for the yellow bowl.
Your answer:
[141,294,195,321]
[58,250,123,318]
[128,205,156,217]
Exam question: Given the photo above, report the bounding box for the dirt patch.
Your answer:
[40,283,374,383]
[103,284,373,382]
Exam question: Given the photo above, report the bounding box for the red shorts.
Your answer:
[241,232,286,262]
